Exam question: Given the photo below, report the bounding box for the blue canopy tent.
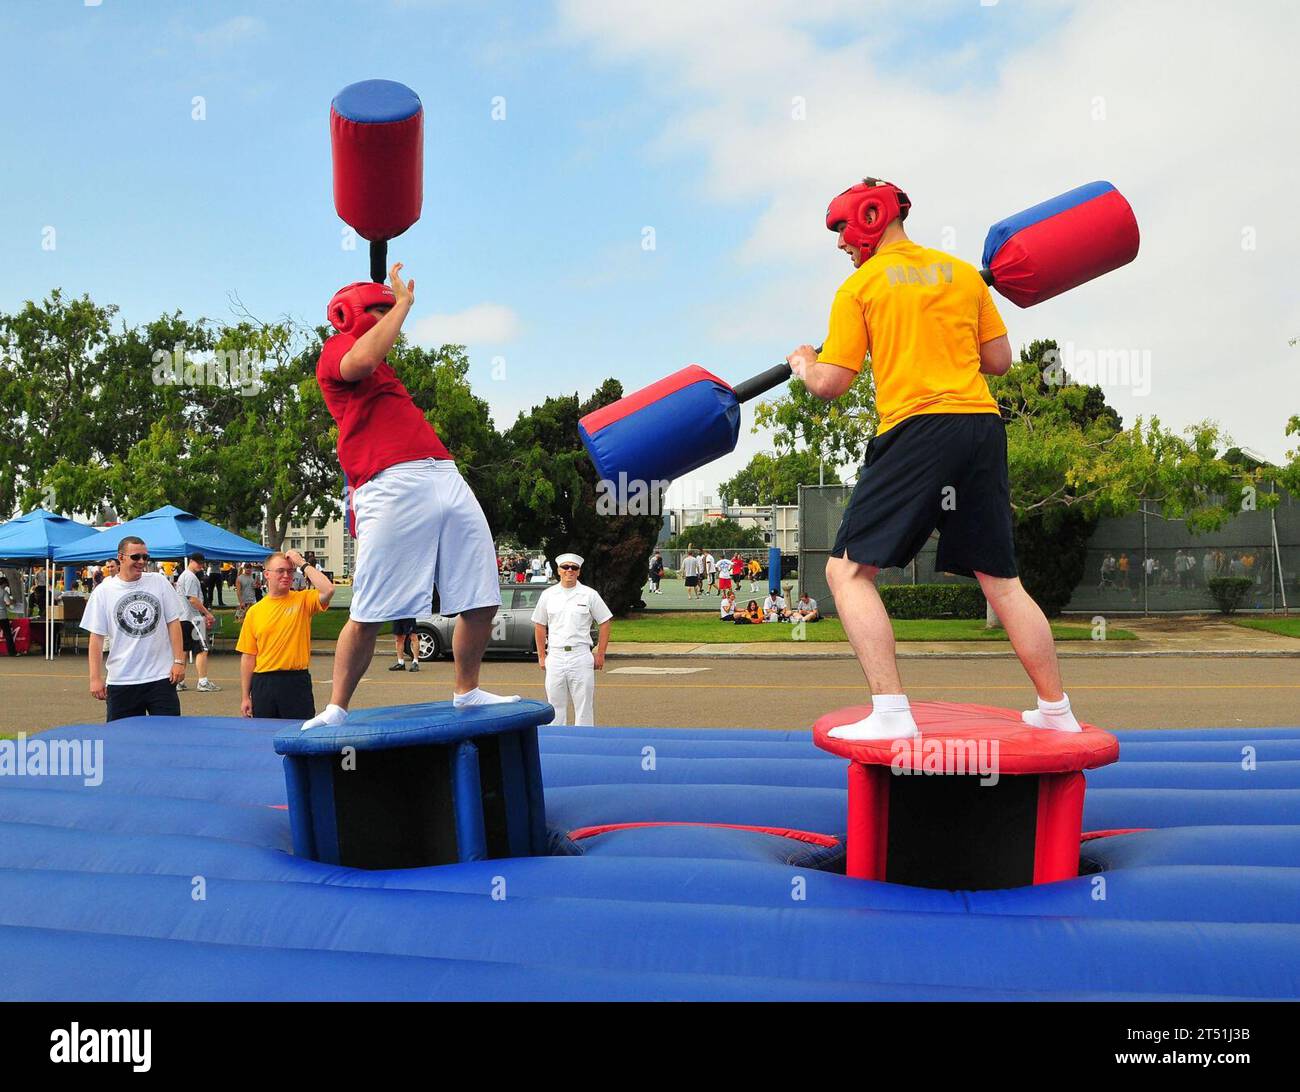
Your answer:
[0,510,97,660]
[54,505,272,564]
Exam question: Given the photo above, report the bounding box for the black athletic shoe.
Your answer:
[388,661,407,671]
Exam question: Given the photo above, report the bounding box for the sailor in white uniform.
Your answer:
[531,553,612,726]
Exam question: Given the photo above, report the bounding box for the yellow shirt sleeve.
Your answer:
[304,588,327,616]
[235,613,259,656]
[816,289,869,373]
[977,281,1007,345]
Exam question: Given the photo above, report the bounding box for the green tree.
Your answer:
[751,364,876,474]
[665,519,765,551]
[719,450,836,506]
[989,338,1267,615]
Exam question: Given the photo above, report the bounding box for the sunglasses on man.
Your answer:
[559,564,580,571]
[126,553,150,562]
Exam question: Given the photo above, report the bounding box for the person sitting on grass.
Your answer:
[719,592,735,621]
[735,599,764,624]
[790,591,820,623]
[762,588,791,622]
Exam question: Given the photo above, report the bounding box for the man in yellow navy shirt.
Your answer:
[237,548,334,719]
[787,177,1081,742]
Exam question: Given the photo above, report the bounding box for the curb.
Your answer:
[300,647,1300,661]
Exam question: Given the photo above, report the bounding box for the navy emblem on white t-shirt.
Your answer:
[115,591,162,637]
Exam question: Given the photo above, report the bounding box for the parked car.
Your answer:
[414,582,596,661]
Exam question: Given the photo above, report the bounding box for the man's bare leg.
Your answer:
[823,555,916,740]
[976,572,1080,731]
[451,604,519,706]
[300,619,381,730]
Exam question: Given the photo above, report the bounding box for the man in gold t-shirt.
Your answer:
[237,548,334,719]
[787,177,1081,742]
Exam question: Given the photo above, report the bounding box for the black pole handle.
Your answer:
[980,267,994,286]
[729,343,825,404]
[369,239,388,284]
[732,363,792,403]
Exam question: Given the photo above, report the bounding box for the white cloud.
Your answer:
[559,0,1300,465]
[409,304,521,346]
[192,16,266,50]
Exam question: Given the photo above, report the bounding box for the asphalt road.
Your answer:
[2,650,1297,734]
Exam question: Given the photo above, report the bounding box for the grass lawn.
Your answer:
[1230,616,1300,639]
[606,613,1135,643]
[213,607,388,644]
[210,608,1134,645]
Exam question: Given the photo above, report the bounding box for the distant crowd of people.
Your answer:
[646,549,769,598]
[1098,549,1266,592]
[499,552,553,584]
[719,587,820,625]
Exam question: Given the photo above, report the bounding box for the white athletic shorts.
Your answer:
[349,458,501,623]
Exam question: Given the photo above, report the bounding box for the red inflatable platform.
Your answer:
[814,702,1119,889]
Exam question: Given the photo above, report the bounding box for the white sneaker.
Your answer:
[176,682,188,692]
[197,680,222,693]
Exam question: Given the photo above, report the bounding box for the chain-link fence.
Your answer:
[799,484,1298,616]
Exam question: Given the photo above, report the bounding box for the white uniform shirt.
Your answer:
[795,596,817,614]
[81,573,182,686]
[703,553,715,575]
[531,582,612,650]
[683,555,699,577]
[763,594,787,614]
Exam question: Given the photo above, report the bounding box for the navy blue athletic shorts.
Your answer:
[831,413,1017,579]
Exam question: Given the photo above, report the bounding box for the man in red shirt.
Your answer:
[302,262,516,730]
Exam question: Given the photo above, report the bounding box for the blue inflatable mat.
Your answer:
[1,713,1297,1000]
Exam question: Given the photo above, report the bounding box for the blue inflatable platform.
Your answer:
[2,711,1298,1000]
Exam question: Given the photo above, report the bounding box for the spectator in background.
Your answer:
[735,599,764,624]
[648,550,664,594]
[82,536,186,721]
[763,587,790,622]
[531,554,612,727]
[513,554,528,584]
[682,550,700,600]
[176,554,220,693]
[1202,550,1215,586]
[719,590,736,621]
[237,549,334,719]
[0,577,18,657]
[702,550,717,595]
[235,564,258,620]
[1098,553,1116,590]
[389,618,420,672]
[791,591,820,623]
[747,556,762,592]
[716,554,733,599]
[210,563,227,608]
[1117,553,1131,590]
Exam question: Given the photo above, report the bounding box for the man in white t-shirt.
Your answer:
[682,551,700,600]
[762,589,790,622]
[82,535,186,721]
[175,553,220,693]
[531,553,613,726]
[702,551,716,595]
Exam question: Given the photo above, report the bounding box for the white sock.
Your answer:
[453,688,521,707]
[828,695,918,741]
[300,703,348,732]
[199,677,208,686]
[1022,693,1082,733]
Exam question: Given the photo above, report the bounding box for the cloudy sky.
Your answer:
[3,0,1297,508]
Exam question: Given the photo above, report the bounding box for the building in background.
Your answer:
[279,512,352,578]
